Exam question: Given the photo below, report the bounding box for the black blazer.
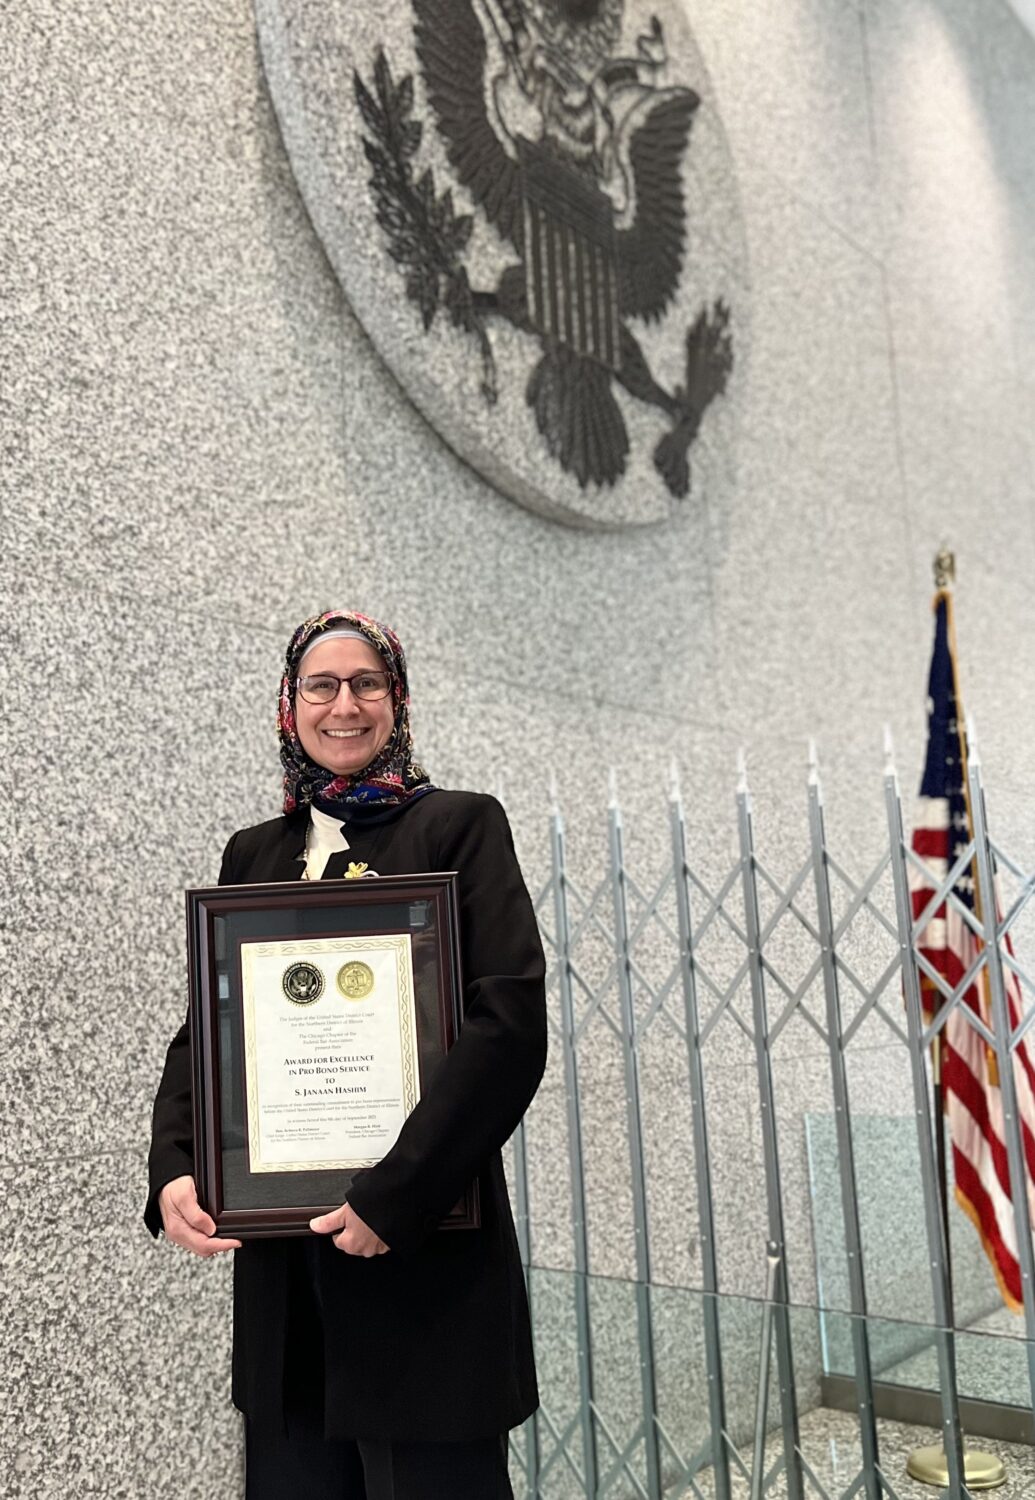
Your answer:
[145,790,548,1441]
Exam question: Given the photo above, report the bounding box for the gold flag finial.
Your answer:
[933,545,956,589]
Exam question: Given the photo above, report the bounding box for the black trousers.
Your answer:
[244,1243,515,1500]
[245,1424,514,1499]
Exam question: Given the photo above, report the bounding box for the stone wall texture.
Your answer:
[3,1,1034,1495]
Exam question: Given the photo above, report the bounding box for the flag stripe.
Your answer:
[952,1164,1022,1308]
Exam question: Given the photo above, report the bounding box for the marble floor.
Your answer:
[511,1404,1035,1500]
[708,1407,1035,1500]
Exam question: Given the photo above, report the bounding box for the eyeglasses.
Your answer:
[296,670,394,705]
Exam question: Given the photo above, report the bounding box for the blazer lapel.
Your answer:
[256,812,307,883]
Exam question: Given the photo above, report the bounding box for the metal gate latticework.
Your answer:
[501,741,1035,1500]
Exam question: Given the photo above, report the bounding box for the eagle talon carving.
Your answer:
[354,0,734,501]
[652,300,733,497]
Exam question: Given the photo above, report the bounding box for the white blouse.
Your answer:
[302,803,349,881]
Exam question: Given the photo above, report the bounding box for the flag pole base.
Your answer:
[906,1444,1007,1489]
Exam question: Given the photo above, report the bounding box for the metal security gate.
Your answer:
[504,740,1035,1500]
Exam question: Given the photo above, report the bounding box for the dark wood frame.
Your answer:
[186,872,479,1237]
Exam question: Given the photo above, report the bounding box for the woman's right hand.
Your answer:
[158,1175,242,1257]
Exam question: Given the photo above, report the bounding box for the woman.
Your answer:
[145,609,548,1500]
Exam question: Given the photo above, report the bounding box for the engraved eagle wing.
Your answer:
[615,86,700,323]
[412,0,524,248]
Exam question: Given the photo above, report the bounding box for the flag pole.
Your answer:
[932,546,956,1312]
[906,547,1006,1491]
[943,561,999,1093]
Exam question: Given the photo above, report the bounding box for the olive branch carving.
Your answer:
[353,51,498,401]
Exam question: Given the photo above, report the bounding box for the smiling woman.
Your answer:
[277,613,432,816]
[144,608,548,1500]
[293,635,397,780]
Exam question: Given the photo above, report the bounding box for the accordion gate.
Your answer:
[504,745,1035,1500]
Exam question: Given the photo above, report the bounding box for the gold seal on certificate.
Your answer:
[240,936,420,1175]
[337,960,374,1000]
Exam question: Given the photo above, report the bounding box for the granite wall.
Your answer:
[3,0,1034,1495]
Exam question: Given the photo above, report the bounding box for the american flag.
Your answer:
[909,589,1035,1310]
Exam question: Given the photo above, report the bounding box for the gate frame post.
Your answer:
[669,765,732,1500]
[883,741,969,1498]
[551,798,600,1498]
[806,745,882,1500]
[609,779,664,1498]
[736,756,804,1500]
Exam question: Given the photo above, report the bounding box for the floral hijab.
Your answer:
[278,609,433,814]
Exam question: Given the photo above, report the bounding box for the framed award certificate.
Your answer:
[186,873,478,1237]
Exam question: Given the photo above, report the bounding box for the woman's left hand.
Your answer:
[309,1202,390,1257]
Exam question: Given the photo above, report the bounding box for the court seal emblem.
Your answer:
[282,961,326,1006]
[256,0,748,528]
